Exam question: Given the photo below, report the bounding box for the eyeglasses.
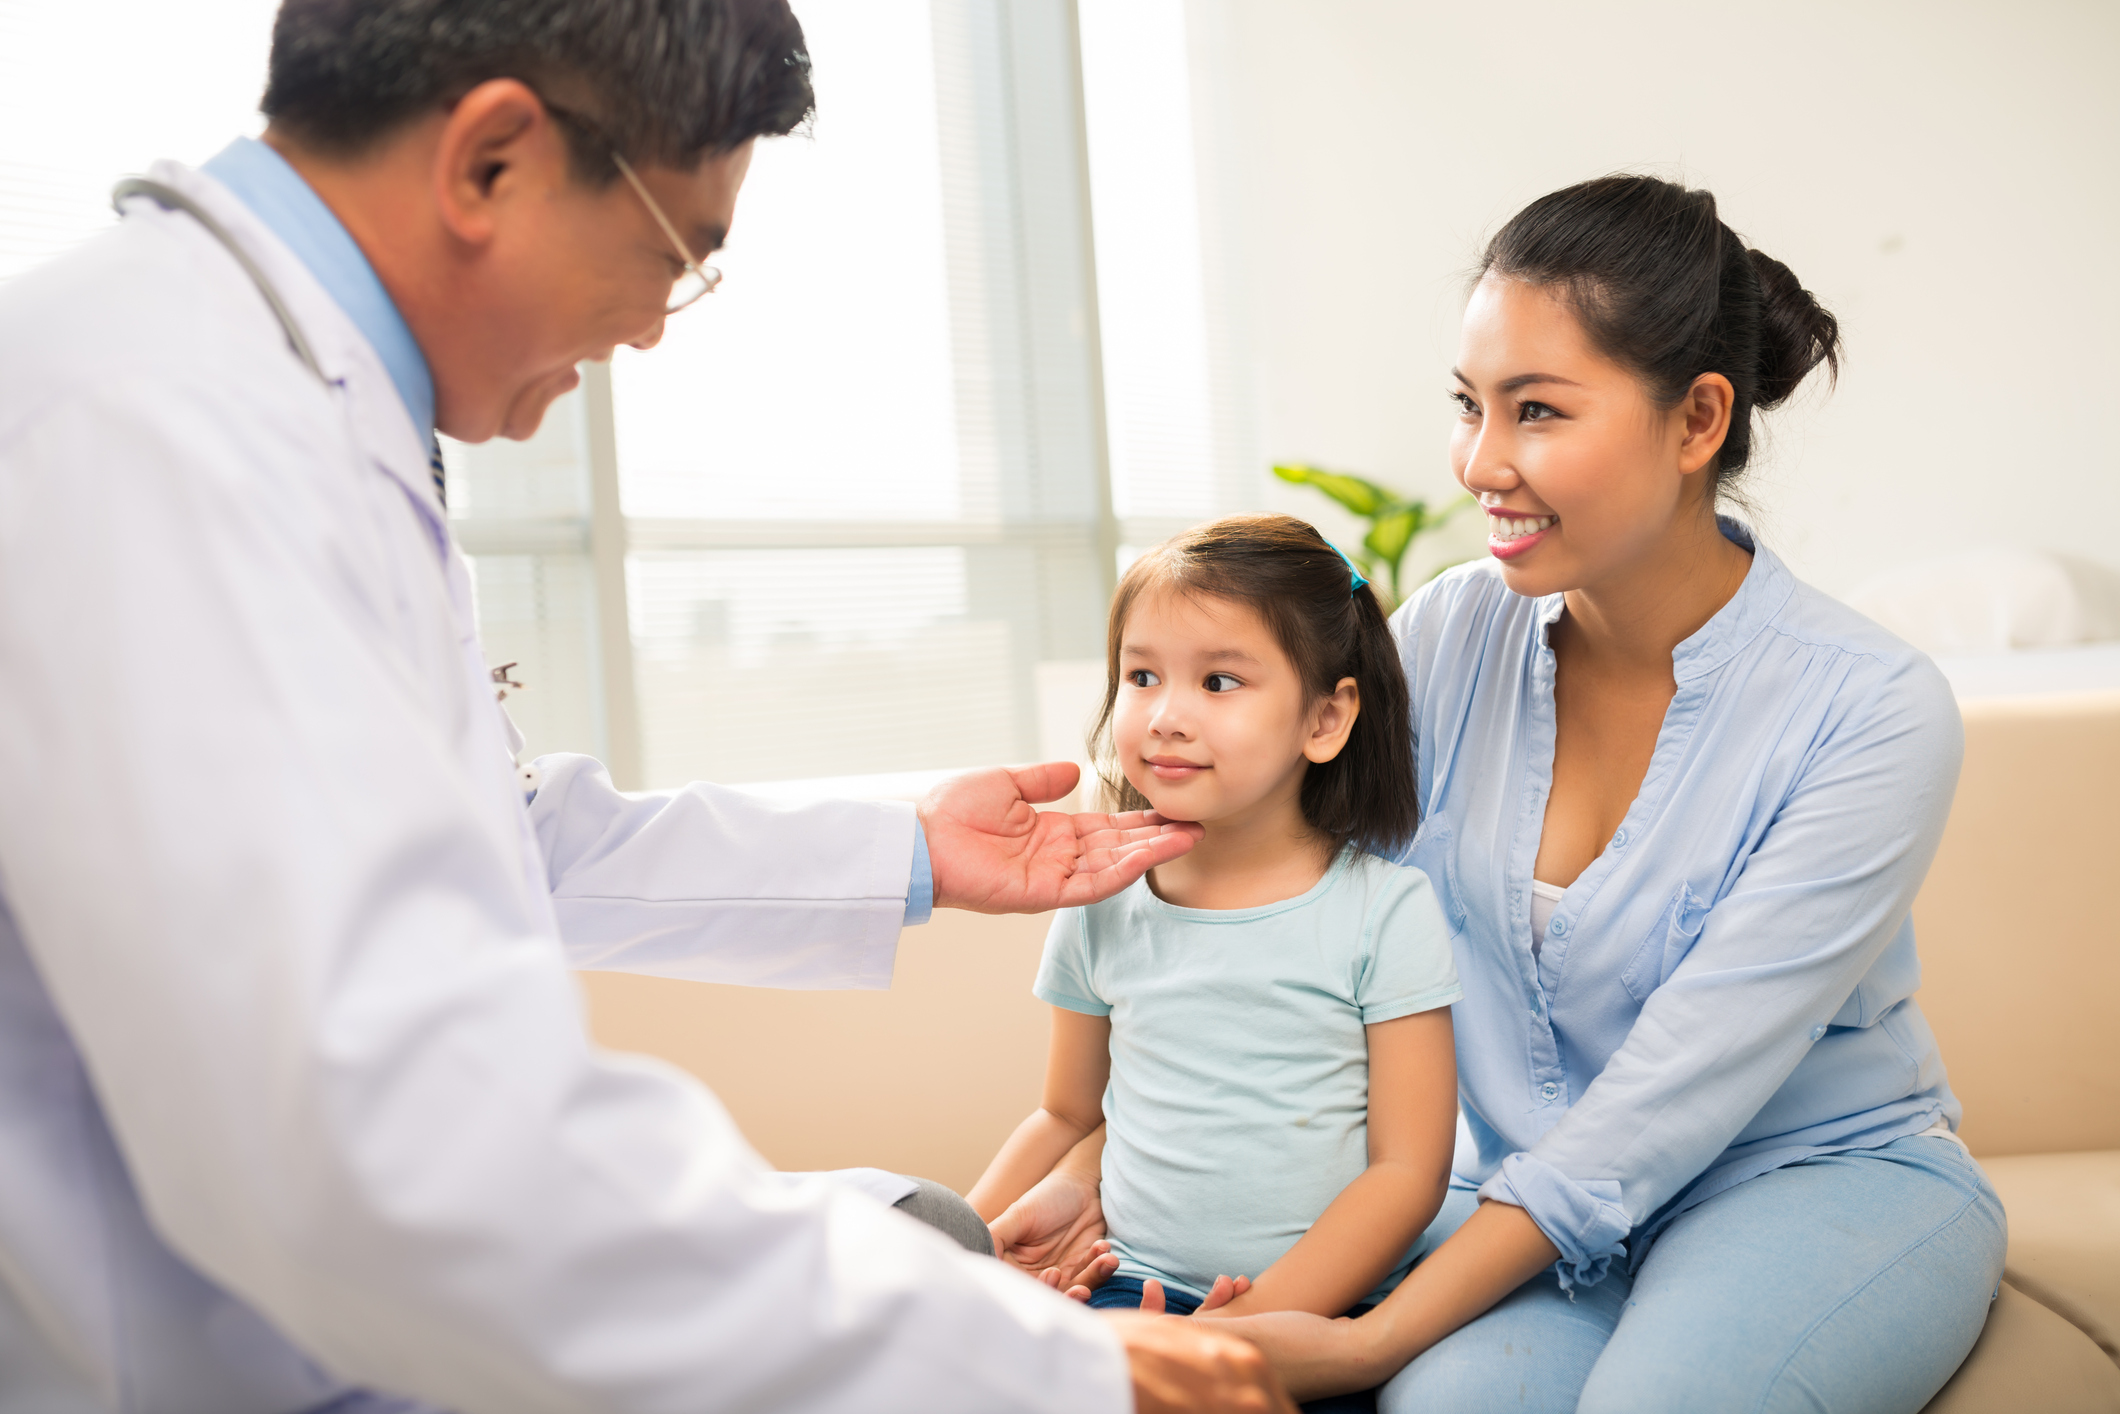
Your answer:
[545,99,722,315]
[610,150,723,314]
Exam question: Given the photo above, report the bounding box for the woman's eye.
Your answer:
[1519,400,1558,422]
[1449,391,1479,417]
[1127,669,1160,688]
[1204,673,1241,693]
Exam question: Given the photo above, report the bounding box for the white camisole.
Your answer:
[1530,878,1566,959]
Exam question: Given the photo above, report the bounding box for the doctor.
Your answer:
[0,0,1292,1411]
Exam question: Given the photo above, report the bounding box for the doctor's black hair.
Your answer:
[1088,515,1419,859]
[1479,174,1842,488]
[261,0,813,182]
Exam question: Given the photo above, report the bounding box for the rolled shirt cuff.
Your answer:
[1478,1151,1631,1291]
[904,820,934,926]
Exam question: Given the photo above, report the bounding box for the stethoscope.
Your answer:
[112,177,327,385]
[113,177,543,799]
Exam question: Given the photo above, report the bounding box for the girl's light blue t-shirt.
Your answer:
[1035,848,1461,1303]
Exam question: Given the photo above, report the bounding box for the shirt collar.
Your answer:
[1532,516,1795,682]
[1671,517,1796,681]
[200,137,434,443]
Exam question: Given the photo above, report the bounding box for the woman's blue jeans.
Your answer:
[1379,1134,2005,1414]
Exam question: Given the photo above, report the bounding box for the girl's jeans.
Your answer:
[1380,1134,2006,1414]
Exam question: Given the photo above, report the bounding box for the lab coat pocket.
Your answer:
[1620,884,1709,1004]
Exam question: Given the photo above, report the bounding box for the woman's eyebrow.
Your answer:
[1451,367,1583,393]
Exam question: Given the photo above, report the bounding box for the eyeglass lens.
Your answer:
[668,263,722,314]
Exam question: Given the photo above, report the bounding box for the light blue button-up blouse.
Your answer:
[1393,521,1963,1288]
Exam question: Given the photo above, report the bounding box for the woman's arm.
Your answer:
[1202,1008,1458,1319]
[968,1008,1112,1222]
[1217,1200,1560,1399]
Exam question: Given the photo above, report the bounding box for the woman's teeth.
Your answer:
[1490,515,1558,540]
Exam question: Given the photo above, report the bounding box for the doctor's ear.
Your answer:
[432,79,568,245]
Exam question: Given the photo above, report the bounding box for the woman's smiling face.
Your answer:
[1449,274,1724,600]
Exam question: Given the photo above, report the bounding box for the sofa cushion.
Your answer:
[1911,691,2120,1157]
[1982,1151,2120,1362]
[1922,1282,2120,1413]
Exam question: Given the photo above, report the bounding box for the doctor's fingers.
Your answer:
[1069,819,1205,860]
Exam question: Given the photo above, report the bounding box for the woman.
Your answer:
[996,175,2003,1412]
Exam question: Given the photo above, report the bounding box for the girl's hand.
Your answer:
[990,1165,1116,1294]
[1189,1273,1253,1317]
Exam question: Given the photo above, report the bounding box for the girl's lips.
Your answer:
[1146,760,1208,780]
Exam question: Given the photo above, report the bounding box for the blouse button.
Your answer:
[1540,1082,1560,1101]
[1612,828,1629,848]
[1549,915,1568,937]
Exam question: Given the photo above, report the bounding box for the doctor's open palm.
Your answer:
[918,762,1203,913]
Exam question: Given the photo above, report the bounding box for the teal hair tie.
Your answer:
[1329,542,1369,594]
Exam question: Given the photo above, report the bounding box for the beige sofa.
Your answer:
[581,690,2120,1410]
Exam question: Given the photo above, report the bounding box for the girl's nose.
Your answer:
[1146,695,1190,739]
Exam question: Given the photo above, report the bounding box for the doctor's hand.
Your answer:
[1105,1312,1300,1414]
[919,763,1201,914]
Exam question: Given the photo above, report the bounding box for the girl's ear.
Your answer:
[1304,677,1361,764]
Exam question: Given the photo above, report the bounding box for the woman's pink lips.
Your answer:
[1488,522,1556,561]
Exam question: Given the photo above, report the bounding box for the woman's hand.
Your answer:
[989,1162,1118,1296]
[1194,1309,1393,1404]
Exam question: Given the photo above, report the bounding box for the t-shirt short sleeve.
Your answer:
[1033,906,1110,1016]
[1355,862,1463,1025]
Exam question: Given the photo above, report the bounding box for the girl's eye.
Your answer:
[1127,669,1160,688]
[1203,673,1241,693]
[1449,391,1479,417]
[1519,400,1558,422]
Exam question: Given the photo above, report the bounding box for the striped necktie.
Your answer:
[429,433,446,507]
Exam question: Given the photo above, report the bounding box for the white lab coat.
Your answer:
[0,160,1128,1414]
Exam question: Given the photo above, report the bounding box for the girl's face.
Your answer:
[1111,588,1357,831]
[1448,274,1730,599]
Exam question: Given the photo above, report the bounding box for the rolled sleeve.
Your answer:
[1478,1152,1632,1290]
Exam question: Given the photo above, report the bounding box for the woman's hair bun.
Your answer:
[1480,174,1845,487]
[1747,249,1840,409]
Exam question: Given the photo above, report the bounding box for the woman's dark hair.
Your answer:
[1090,514,1419,858]
[262,0,814,181]
[1480,174,1842,487]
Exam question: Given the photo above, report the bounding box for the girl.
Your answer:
[969,515,1463,1326]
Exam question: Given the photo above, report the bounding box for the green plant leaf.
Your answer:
[1365,507,1419,566]
[1272,463,1390,518]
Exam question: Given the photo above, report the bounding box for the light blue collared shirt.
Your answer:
[199,137,936,924]
[1394,521,1962,1287]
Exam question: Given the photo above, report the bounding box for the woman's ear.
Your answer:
[1676,372,1735,477]
[1304,677,1362,764]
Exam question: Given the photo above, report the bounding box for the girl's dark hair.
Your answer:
[1090,514,1418,857]
[1480,174,1842,487]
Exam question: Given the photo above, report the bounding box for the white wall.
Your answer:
[1212,0,2120,595]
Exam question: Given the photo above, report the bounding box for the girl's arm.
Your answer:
[1203,1008,1457,1318]
[968,1008,1112,1223]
